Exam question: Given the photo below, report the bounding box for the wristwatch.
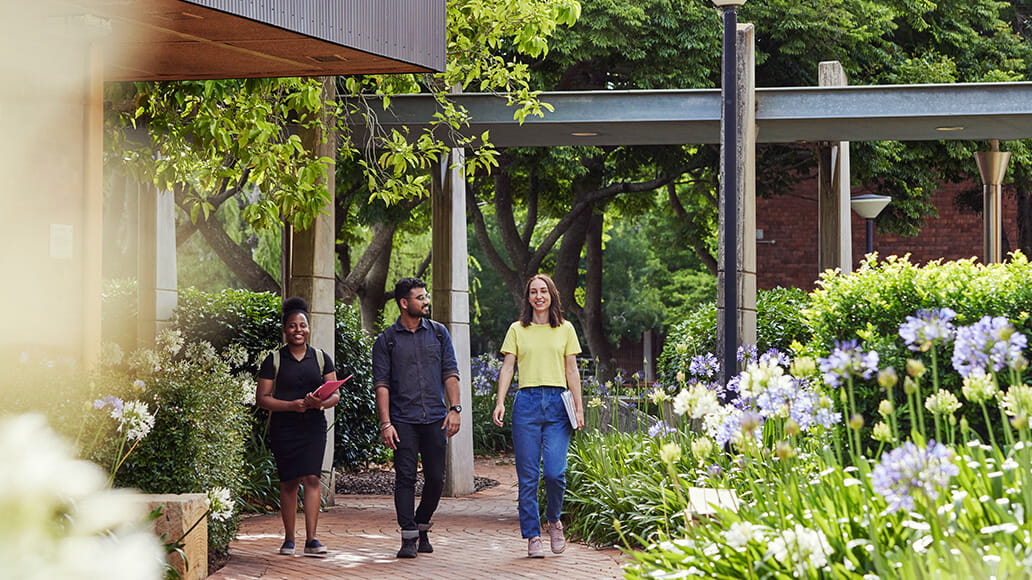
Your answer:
[449,405,462,413]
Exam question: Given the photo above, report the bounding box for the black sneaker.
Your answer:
[397,537,418,558]
[279,540,295,555]
[418,523,434,553]
[304,539,328,556]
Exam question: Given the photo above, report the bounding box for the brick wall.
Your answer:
[755,179,1019,291]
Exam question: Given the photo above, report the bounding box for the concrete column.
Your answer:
[816,62,853,274]
[137,181,178,345]
[431,148,475,497]
[716,23,757,379]
[83,39,105,365]
[975,141,1010,264]
[290,77,338,505]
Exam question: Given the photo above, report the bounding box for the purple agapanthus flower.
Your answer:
[93,395,124,415]
[818,340,880,388]
[899,308,956,351]
[737,344,758,364]
[870,440,958,513]
[689,353,720,379]
[951,316,1028,378]
[648,422,676,438]
[758,348,791,368]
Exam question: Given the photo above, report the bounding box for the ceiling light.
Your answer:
[570,132,599,137]
[935,126,965,131]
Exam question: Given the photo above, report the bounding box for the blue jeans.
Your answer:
[511,387,572,538]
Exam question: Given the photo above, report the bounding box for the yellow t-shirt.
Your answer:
[500,320,581,388]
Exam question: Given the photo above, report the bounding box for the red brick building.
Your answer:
[756,180,1019,291]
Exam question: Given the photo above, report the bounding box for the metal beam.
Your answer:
[349,82,1032,146]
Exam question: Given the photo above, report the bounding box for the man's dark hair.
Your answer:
[394,277,427,307]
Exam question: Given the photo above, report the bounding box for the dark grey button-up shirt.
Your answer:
[372,317,459,425]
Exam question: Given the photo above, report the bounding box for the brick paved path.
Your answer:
[209,456,627,579]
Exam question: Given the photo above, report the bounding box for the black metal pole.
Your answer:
[866,218,874,254]
[721,7,738,385]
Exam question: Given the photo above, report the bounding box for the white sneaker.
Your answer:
[527,536,545,558]
[547,521,566,554]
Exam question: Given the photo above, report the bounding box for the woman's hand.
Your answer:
[575,407,585,430]
[492,403,505,427]
[304,392,323,410]
[290,398,309,412]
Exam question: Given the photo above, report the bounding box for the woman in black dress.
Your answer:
[256,297,340,556]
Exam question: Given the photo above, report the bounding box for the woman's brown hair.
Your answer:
[519,273,565,328]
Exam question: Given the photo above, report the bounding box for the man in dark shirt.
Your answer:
[373,277,462,559]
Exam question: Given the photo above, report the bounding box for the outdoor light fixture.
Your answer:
[570,132,599,137]
[713,0,746,385]
[850,194,891,254]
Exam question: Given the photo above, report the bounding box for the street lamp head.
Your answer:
[711,0,747,6]
[850,194,892,220]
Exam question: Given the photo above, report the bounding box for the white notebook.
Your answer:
[560,389,578,429]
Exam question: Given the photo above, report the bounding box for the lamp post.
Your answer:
[850,194,891,254]
[713,0,746,385]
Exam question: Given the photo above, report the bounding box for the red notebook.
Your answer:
[313,375,352,399]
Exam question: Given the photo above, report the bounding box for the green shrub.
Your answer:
[657,286,811,381]
[93,332,251,555]
[802,252,1032,441]
[331,301,385,468]
[171,288,282,367]
[469,353,512,454]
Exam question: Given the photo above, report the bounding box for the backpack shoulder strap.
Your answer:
[314,347,326,376]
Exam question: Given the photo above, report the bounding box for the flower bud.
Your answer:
[849,413,865,430]
[789,357,816,378]
[775,441,796,461]
[904,377,918,395]
[878,399,894,417]
[871,421,893,443]
[906,359,927,378]
[660,442,682,464]
[878,367,898,390]
[1011,415,1029,431]
[785,419,801,436]
[1014,355,1029,373]
[691,436,714,459]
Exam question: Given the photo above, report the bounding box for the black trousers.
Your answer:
[392,419,447,531]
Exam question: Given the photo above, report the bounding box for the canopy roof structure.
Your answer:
[355,82,1032,146]
[57,0,445,81]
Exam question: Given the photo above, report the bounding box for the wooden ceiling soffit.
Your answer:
[67,0,444,81]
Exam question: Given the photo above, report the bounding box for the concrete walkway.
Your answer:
[208,456,627,579]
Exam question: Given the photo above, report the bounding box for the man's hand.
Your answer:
[443,410,461,437]
[381,424,399,450]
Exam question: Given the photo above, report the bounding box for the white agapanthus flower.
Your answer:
[738,360,793,400]
[0,414,164,580]
[672,383,721,419]
[766,524,833,576]
[117,400,156,441]
[724,521,765,550]
[207,487,235,522]
[238,375,257,406]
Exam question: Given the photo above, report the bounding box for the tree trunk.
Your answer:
[581,210,616,381]
[194,214,280,292]
[359,231,393,331]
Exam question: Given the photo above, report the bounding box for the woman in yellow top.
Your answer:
[492,273,584,558]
